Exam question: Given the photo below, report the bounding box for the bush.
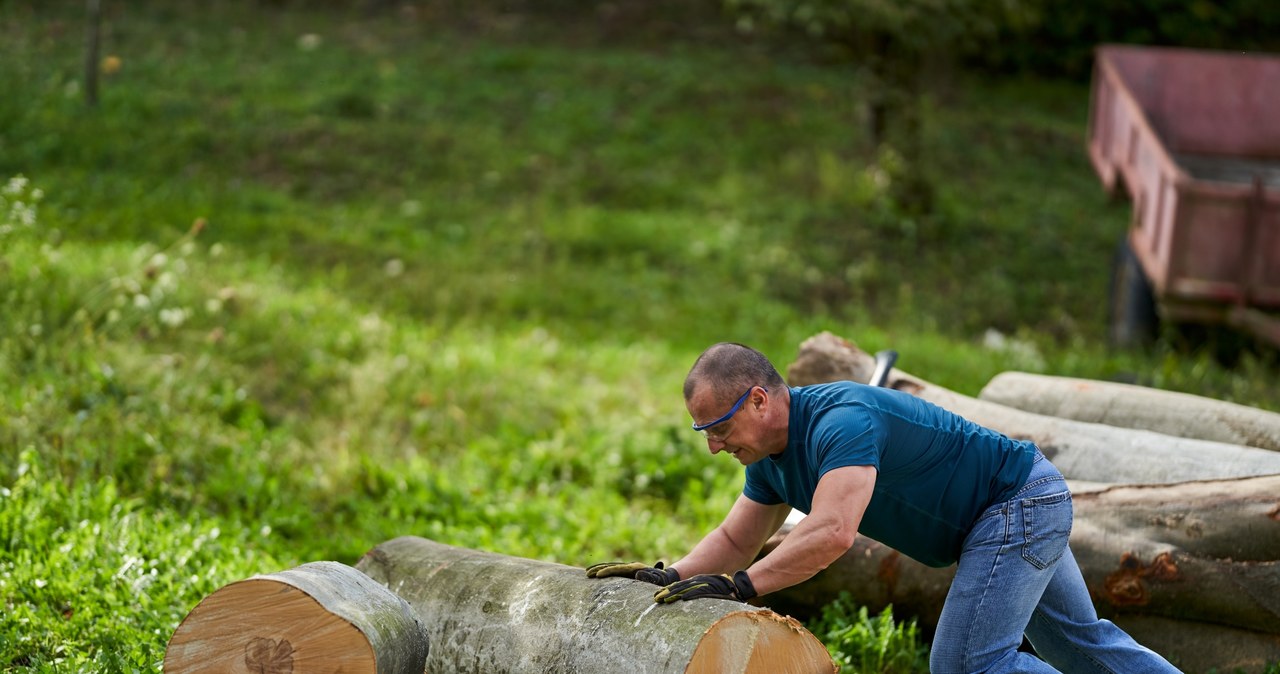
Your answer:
[972,0,1280,78]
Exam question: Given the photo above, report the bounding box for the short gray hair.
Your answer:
[683,343,785,404]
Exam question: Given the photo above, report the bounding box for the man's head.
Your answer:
[684,343,788,464]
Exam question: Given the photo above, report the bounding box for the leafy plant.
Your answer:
[807,592,930,673]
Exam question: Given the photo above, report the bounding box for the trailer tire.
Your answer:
[1108,237,1159,348]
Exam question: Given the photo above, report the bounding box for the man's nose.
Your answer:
[707,438,725,454]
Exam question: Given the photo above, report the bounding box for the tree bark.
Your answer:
[164,561,429,674]
[978,371,1280,452]
[759,475,1280,671]
[785,331,1280,483]
[354,536,835,674]
[1107,615,1280,674]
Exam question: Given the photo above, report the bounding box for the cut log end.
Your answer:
[164,562,428,674]
[690,610,835,674]
[165,578,376,673]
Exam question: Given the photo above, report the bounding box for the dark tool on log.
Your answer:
[869,349,898,387]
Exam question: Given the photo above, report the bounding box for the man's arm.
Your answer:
[743,464,875,596]
[668,494,792,579]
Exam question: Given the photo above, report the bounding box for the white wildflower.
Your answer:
[133,294,151,309]
[3,176,28,196]
[17,203,36,226]
[384,258,405,277]
[359,313,383,334]
[159,308,188,328]
[157,271,177,292]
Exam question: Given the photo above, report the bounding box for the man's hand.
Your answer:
[653,570,756,604]
[585,561,680,586]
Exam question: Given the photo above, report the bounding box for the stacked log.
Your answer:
[977,371,1280,452]
[772,331,1280,673]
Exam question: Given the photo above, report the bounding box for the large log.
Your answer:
[786,332,1280,483]
[1108,615,1280,674]
[760,475,1280,672]
[978,371,1280,452]
[164,561,429,674]
[354,536,835,674]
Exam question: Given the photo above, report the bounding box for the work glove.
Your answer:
[653,570,756,604]
[585,560,680,586]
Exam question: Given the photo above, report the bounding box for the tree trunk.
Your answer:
[83,0,102,107]
[760,475,1280,671]
[785,332,1280,483]
[164,561,429,674]
[978,371,1280,452]
[354,536,835,674]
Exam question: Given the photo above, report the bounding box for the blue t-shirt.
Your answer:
[744,382,1037,567]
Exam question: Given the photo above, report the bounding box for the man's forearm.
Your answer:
[745,512,855,596]
[670,526,761,579]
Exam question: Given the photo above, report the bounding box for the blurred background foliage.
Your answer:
[2,0,1278,671]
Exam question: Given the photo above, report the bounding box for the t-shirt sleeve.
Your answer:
[811,404,883,477]
[742,464,784,505]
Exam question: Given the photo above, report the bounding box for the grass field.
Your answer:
[2,1,1277,671]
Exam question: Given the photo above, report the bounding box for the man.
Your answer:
[587,342,1180,673]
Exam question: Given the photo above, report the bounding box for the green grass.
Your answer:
[2,1,1278,671]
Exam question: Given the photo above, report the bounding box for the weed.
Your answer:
[807,592,930,673]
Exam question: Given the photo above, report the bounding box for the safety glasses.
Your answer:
[692,387,763,440]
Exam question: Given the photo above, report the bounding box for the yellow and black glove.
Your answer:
[585,560,680,586]
[653,570,756,604]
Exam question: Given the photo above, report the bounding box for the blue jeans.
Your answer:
[930,454,1182,673]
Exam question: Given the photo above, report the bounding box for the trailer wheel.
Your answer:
[1108,237,1159,348]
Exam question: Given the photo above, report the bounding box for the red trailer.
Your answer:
[1087,44,1280,348]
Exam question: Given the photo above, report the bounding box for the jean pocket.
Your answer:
[1020,490,1072,570]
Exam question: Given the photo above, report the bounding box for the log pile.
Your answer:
[774,331,1280,673]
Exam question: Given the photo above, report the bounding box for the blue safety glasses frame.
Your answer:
[691,387,765,439]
